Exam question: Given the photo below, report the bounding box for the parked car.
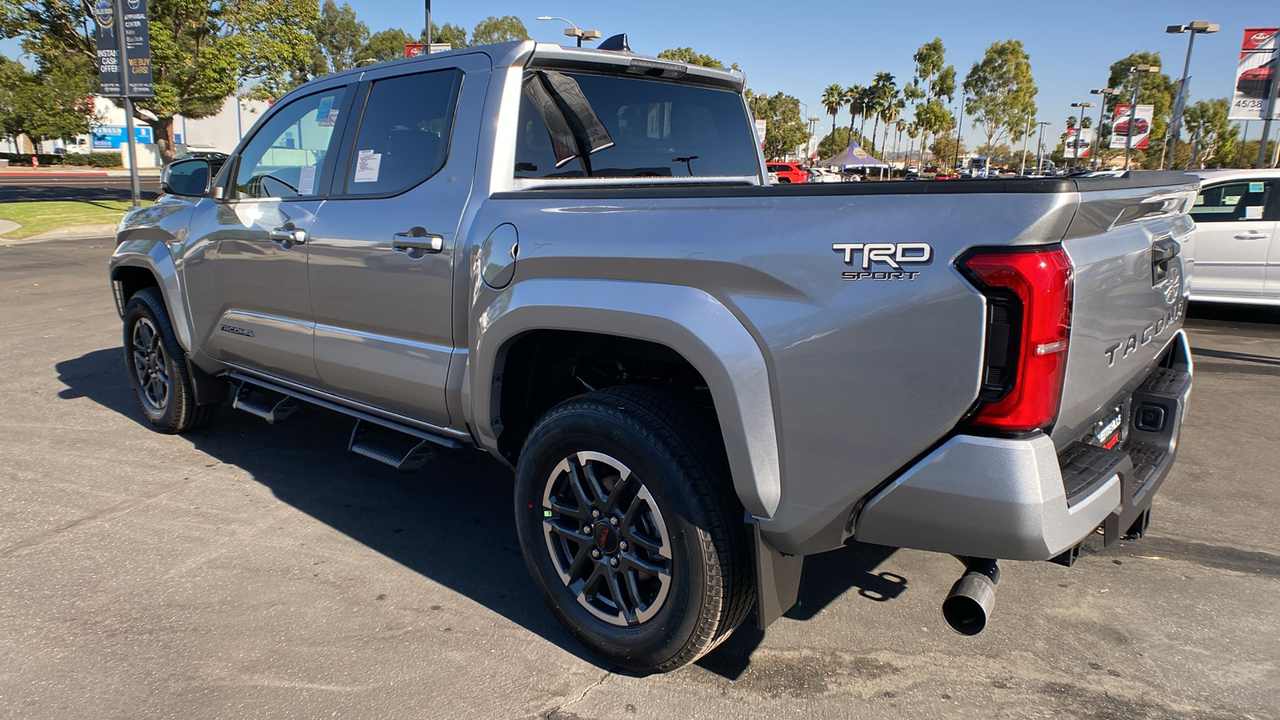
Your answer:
[766,162,809,183]
[807,167,841,183]
[1113,118,1149,137]
[1237,59,1276,97]
[1187,169,1279,306]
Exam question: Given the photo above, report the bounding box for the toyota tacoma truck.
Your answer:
[109,37,1197,673]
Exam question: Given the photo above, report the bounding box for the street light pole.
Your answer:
[1018,114,1032,175]
[1167,21,1218,169]
[1124,64,1160,171]
[1035,121,1051,174]
[1089,88,1117,170]
[1070,102,1096,169]
[536,15,600,47]
[954,94,965,172]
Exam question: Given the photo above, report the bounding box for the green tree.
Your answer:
[817,126,853,160]
[963,39,1038,151]
[362,28,417,64]
[930,131,964,168]
[821,83,845,137]
[1105,52,1175,168]
[657,47,723,68]
[470,15,528,45]
[867,71,896,154]
[0,54,98,147]
[845,84,866,138]
[1182,98,1237,168]
[747,90,808,160]
[912,38,956,160]
[313,1,369,75]
[424,22,468,49]
[2,0,318,163]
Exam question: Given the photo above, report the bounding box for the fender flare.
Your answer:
[109,230,193,352]
[470,278,782,518]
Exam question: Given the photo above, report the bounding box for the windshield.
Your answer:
[515,71,759,179]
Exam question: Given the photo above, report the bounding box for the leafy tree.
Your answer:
[313,1,369,76]
[821,83,845,137]
[817,126,853,160]
[470,15,528,46]
[845,84,866,137]
[963,39,1038,150]
[747,90,808,160]
[930,131,964,168]
[0,54,98,147]
[423,22,468,49]
[2,0,318,163]
[362,28,417,64]
[912,38,956,160]
[657,47,723,68]
[1105,52,1175,168]
[1182,98,1237,168]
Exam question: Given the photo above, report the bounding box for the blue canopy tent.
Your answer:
[819,140,889,178]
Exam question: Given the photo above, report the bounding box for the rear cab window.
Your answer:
[514,71,759,181]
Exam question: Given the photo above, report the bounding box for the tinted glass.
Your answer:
[1191,180,1274,223]
[515,72,758,179]
[235,88,346,199]
[344,70,462,195]
[164,158,209,196]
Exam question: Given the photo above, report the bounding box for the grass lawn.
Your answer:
[0,200,137,240]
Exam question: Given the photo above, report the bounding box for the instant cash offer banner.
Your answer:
[1229,27,1279,121]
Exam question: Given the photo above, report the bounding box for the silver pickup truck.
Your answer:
[109,38,1197,673]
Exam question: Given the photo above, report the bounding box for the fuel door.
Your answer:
[479,223,519,289]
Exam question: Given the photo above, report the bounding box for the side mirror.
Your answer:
[161,157,212,197]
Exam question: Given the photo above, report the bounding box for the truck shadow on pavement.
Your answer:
[56,347,912,680]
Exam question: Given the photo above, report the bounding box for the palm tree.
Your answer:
[906,122,920,166]
[881,94,904,159]
[822,83,845,138]
[868,72,895,154]
[894,119,907,165]
[845,84,865,139]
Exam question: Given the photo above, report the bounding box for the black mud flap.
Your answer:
[748,517,804,630]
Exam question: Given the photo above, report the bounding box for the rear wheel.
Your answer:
[514,386,753,673]
[122,288,216,434]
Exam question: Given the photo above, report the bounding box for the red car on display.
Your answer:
[1237,60,1275,97]
[766,162,810,184]
[1114,117,1149,136]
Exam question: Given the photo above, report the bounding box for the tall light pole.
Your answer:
[1123,64,1161,170]
[536,15,600,47]
[1018,114,1032,176]
[1070,101,1096,168]
[954,94,966,171]
[1166,21,1218,168]
[1089,88,1119,170]
[1034,121,1051,175]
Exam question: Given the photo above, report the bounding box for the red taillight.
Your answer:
[962,247,1073,432]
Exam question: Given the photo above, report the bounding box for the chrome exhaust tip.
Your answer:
[942,557,1000,636]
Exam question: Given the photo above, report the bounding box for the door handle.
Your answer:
[392,227,443,255]
[269,224,307,247]
[1233,232,1269,240]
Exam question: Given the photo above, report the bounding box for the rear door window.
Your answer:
[1191,180,1274,223]
[515,71,758,179]
[342,69,463,196]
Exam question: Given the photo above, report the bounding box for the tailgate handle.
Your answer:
[1151,238,1179,284]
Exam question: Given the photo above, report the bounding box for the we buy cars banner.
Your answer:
[1109,104,1153,149]
[1229,27,1279,121]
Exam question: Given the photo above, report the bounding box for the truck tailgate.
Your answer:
[1052,177,1198,451]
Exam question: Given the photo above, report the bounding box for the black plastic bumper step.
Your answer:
[348,419,437,473]
[232,382,299,424]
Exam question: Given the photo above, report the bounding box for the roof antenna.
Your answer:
[597,34,631,53]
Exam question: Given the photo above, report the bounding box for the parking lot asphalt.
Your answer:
[1,238,1277,720]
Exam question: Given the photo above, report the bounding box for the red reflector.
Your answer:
[1102,434,1120,449]
[963,247,1073,432]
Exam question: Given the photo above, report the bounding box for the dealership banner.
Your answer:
[1110,104,1153,149]
[1065,127,1094,159]
[1228,27,1279,121]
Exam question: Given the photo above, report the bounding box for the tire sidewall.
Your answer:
[515,407,715,670]
[123,290,184,431]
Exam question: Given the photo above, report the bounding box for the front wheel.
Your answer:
[122,288,215,434]
[514,386,754,673]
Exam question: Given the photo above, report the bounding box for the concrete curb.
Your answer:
[2,223,118,244]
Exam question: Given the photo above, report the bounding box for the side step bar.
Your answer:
[226,372,463,473]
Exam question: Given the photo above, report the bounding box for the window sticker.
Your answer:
[297,165,316,195]
[1244,205,1263,220]
[1249,181,1265,193]
[318,108,339,127]
[353,149,381,183]
[317,95,334,118]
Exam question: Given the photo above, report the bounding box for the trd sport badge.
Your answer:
[832,242,933,280]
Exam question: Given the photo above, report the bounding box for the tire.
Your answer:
[514,385,754,673]
[122,288,216,434]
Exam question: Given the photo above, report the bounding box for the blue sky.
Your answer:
[3,1,1271,147]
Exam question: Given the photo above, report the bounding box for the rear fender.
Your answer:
[471,278,782,518]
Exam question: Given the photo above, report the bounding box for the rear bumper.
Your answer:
[854,331,1192,561]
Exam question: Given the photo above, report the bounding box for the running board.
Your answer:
[232,382,299,424]
[348,419,437,472]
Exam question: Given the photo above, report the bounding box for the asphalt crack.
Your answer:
[545,671,611,720]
